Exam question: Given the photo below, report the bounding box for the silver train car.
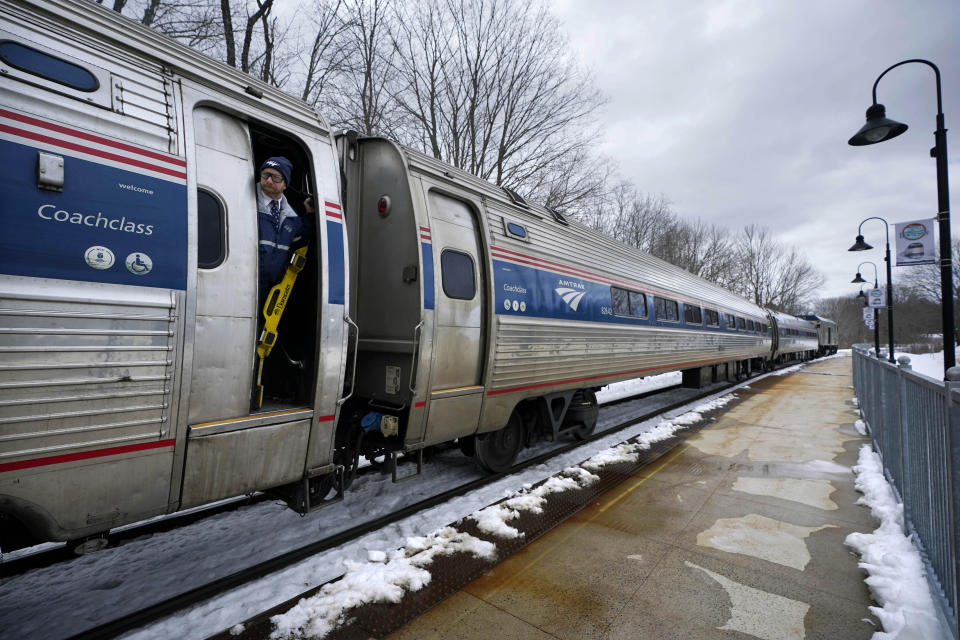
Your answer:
[768,311,820,362]
[802,314,839,356]
[0,0,827,551]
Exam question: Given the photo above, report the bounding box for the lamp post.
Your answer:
[852,262,881,358]
[848,58,954,375]
[850,219,895,363]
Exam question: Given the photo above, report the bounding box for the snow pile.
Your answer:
[471,467,600,538]
[855,420,868,436]
[596,371,681,404]
[470,395,739,540]
[844,445,946,639]
[771,363,804,376]
[269,527,495,640]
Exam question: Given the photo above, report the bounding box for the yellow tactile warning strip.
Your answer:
[389,356,880,640]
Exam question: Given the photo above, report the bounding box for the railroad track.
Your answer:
[65,379,740,640]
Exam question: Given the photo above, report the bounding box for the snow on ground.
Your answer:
[117,381,738,640]
[267,394,738,640]
[846,445,947,640]
[898,350,956,380]
[596,370,681,403]
[7,355,947,640]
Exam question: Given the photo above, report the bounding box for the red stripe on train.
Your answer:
[0,439,177,473]
[0,123,187,180]
[0,108,185,166]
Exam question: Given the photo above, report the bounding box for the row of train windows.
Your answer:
[781,329,817,338]
[611,286,765,332]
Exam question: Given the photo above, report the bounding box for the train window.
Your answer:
[0,40,99,92]
[726,314,735,330]
[736,317,745,330]
[197,188,226,269]
[611,287,647,318]
[611,287,629,315]
[683,305,702,325]
[655,297,679,322]
[441,249,476,300]
[705,309,719,326]
[629,291,647,317]
[504,220,528,241]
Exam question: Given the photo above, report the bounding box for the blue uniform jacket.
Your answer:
[257,185,311,303]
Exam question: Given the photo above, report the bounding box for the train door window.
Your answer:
[683,305,702,325]
[655,297,679,322]
[726,314,735,330]
[441,249,476,300]
[197,188,226,269]
[736,317,745,330]
[705,309,719,326]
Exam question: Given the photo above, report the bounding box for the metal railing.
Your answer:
[852,344,959,638]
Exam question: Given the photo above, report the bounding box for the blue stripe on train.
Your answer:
[422,242,434,309]
[0,139,187,289]
[326,219,345,305]
[492,258,732,331]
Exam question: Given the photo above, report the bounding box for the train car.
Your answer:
[0,0,784,551]
[802,314,839,356]
[0,0,351,551]
[334,135,774,480]
[768,311,819,363]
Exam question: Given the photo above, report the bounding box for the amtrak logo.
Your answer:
[555,287,586,311]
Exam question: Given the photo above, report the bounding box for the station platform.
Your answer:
[387,355,880,640]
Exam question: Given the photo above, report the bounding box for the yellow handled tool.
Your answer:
[254,246,308,409]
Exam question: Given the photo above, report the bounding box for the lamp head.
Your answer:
[857,289,866,298]
[849,103,908,146]
[849,235,873,251]
[851,272,867,283]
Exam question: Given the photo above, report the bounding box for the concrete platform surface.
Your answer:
[388,355,880,640]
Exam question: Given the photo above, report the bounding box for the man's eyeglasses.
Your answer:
[260,172,285,184]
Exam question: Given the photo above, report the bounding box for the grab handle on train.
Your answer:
[408,320,423,394]
[337,314,360,406]
[254,246,309,409]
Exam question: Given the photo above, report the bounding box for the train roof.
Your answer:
[10,0,330,135]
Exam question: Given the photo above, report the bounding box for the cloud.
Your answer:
[551,0,960,300]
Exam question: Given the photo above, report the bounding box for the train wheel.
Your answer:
[473,411,524,473]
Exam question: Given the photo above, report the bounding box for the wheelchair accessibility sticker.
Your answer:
[125,252,153,275]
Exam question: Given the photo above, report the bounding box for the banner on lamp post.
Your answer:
[866,288,885,309]
[862,307,874,328]
[895,218,936,266]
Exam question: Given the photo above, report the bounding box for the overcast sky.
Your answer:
[550,0,960,303]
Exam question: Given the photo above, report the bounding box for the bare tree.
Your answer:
[298,0,353,105]
[732,224,824,313]
[381,0,603,209]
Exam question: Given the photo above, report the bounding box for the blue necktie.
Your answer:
[269,200,281,228]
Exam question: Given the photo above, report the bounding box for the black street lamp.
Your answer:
[849,218,895,363]
[849,58,954,376]
[852,262,881,358]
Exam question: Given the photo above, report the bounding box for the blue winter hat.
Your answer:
[260,156,292,184]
